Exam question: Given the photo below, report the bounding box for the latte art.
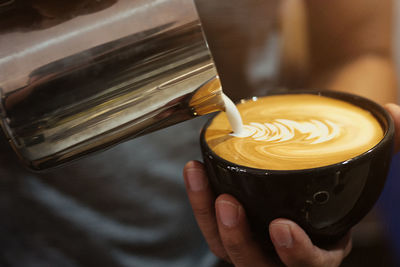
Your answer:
[239,119,340,144]
[205,94,384,170]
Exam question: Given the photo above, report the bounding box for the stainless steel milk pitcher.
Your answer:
[0,0,223,170]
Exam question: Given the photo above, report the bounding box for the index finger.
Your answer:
[183,161,229,261]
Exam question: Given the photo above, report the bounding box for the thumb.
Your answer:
[269,219,352,267]
[385,103,400,153]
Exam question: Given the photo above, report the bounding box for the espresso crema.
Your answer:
[205,94,384,170]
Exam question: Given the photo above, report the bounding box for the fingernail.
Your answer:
[270,223,293,248]
[186,169,207,192]
[217,200,239,227]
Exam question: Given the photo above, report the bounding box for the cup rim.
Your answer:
[200,89,395,174]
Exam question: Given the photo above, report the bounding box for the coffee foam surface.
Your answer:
[205,94,384,170]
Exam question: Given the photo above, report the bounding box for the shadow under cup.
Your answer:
[200,90,395,249]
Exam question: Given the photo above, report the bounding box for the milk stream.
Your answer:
[222,93,246,137]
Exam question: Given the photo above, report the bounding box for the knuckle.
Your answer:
[223,236,244,258]
[290,249,324,267]
[309,251,339,267]
[312,258,327,267]
[288,246,347,267]
[192,205,213,220]
[309,251,327,267]
[327,255,345,267]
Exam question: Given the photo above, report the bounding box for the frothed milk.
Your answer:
[207,94,384,170]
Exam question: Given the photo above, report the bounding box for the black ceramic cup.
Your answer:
[200,90,395,249]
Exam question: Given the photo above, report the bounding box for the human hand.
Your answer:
[183,161,352,267]
[385,103,400,153]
